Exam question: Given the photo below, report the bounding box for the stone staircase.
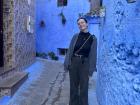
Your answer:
[0,71,28,97]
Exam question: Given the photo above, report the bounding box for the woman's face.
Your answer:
[77,19,88,32]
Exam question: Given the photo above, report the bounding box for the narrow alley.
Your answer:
[0,0,140,105]
[4,58,98,105]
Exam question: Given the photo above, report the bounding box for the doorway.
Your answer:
[0,0,4,67]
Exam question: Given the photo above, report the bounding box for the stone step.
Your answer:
[0,71,28,97]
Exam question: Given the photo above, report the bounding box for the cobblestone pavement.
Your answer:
[7,58,98,105]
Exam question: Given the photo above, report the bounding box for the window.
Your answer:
[57,48,68,56]
[100,0,103,6]
[57,0,67,7]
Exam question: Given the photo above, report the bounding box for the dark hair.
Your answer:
[77,17,88,23]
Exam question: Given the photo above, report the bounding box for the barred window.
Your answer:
[57,0,67,7]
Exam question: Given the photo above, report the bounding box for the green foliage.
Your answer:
[36,52,48,59]
[48,52,59,60]
[36,52,59,61]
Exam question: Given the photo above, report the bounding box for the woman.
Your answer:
[64,17,97,105]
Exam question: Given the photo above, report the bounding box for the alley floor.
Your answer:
[4,58,98,105]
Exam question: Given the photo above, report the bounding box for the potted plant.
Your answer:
[48,52,59,61]
[59,12,66,25]
[36,52,48,59]
[99,6,106,17]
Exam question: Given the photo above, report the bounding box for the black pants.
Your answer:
[69,56,89,105]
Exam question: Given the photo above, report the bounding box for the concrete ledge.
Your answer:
[0,72,28,97]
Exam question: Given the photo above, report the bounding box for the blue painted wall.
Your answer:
[97,0,140,105]
[36,0,91,54]
[35,0,101,59]
[36,0,140,105]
